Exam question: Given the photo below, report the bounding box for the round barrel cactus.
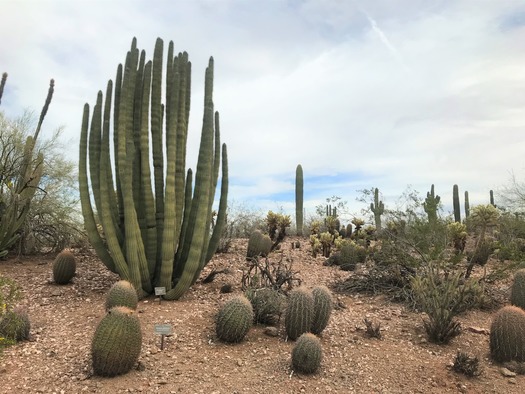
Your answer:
[91,306,142,377]
[106,280,139,311]
[292,333,323,374]
[245,287,285,326]
[490,305,525,362]
[285,287,314,340]
[52,250,76,285]
[510,269,525,310]
[0,307,30,341]
[216,295,254,343]
[311,285,333,335]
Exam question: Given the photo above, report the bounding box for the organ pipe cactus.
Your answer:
[423,184,440,225]
[79,38,228,299]
[295,164,303,236]
[0,75,52,257]
[370,188,384,230]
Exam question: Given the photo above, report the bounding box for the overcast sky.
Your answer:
[1,0,524,222]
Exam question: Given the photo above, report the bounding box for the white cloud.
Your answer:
[1,0,524,220]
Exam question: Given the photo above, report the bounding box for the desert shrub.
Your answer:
[0,307,30,341]
[0,275,20,315]
[225,201,265,238]
[411,263,485,344]
[241,254,301,291]
[452,351,482,377]
[363,318,382,339]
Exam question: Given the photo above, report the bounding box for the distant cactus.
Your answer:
[464,191,470,218]
[291,333,322,374]
[106,280,139,311]
[423,184,440,225]
[490,190,496,207]
[91,306,142,377]
[370,188,384,230]
[510,269,525,310]
[490,305,525,362]
[0,307,30,341]
[246,230,272,259]
[285,287,314,340]
[295,164,304,236]
[453,184,461,223]
[311,286,332,335]
[52,250,76,285]
[216,296,254,343]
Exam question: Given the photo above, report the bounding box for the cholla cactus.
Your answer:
[447,222,468,253]
[309,235,321,258]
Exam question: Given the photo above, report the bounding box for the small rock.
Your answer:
[467,326,489,335]
[500,367,517,377]
[508,378,517,385]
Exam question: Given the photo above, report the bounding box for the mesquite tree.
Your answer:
[79,38,228,299]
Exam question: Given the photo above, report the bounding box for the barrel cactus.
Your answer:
[106,280,139,311]
[291,333,323,374]
[285,287,314,340]
[246,230,272,259]
[52,250,76,285]
[0,307,30,341]
[91,306,142,377]
[311,286,333,335]
[245,287,285,325]
[510,269,525,310]
[216,295,254,343]
[490,305,525,362]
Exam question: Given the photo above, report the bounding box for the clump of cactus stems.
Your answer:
[91,306,142,377]
[423,184,440,225]
[285,287,314,340]
[52,250,76,285]
[447,222,467,254]
[79,38,228,300]
[266,211,291,250]
[510,269,525,310]
[453,184,461,223]
[311,286,332,335]
[216,295,254,343]
[490,305,525,363]
[351,218,365,234]
[106,280,139,311]
[0,307,30,341]
[246,230,272,259]
[295,164,303,236]
[0,74,52,257]
[370,188,384,231]
[309,235,321,258]
[291,333,322,374]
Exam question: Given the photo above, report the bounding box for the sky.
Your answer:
[1,0,524,223]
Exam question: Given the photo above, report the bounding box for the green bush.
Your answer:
[411,263,485,344]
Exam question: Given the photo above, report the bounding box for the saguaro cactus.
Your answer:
[453,184,461,223]
[370,188,384,230]
[79,38,228,299]
[464,191,470,218]
[0,75,52,257]
[423,184,440,225]
[295,164,303,236]
[490,190,495,207]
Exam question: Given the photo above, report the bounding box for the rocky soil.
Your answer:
[0,237,523,393]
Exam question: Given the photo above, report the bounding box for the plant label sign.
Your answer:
[154,287,166,296]
[154,324,173,335]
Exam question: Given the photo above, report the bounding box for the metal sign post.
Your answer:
[154,324,173,350]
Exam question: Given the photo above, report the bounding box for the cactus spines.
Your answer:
[453,184,461,223]
[490,305,525,362]
[370,188,384,230]
[295,164,304,236]
[510,269,525,310]
[52,250,76,285]
[464,191,470,218]
[246,230,272,259]
[311,286,333,335]
[291,333,322,374]
[0,307,30,341]
[216,295,254,343]
[91,306,142,377]
[106,280,139,311]
[285,287,314,340]
[423,184,441,225]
